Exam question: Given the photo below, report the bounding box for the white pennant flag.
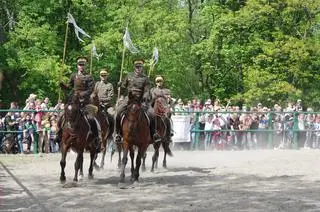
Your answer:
[123,27,139,53]
[67,13,91,42]
[92,43,103,60]
[152,47,159,65]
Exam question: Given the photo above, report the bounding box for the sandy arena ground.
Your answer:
[1,149,320,212]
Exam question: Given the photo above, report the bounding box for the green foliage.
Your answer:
[0,0,319,109]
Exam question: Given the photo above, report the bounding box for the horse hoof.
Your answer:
[163,164,167,169]
[150,169,154,173]
[88,174,94,180]
[78,175,84,181]
[141,167,146,172]
[94,166,100,171]
[60,177,66,184]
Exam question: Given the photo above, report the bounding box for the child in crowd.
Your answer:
[23,114,35,153]
[50,118,58,153]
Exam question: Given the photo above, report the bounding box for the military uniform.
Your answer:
[58,57,101,152]
[115,60,157,142]
[63,72,94,105]
[92,70,114,109]
[150,76,174,146]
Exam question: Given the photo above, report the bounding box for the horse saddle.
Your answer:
[120,110,150,127]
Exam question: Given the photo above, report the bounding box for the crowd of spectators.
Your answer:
[171,98,320,150]
[0,94,64,154]
[1,94,320,154]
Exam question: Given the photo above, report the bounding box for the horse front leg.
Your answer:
[151,142,160,172]
[141,151,147,172]
[162,142,168,168]
[99,147,107,169]
[60,144,68,183]
[133,149,144,182]
[120,146,128,183]
[79,152,84,179]
[88,150,96,179]
[73,152,83,182]
[117,143,122,169]
[129,146,135,181]
[93,152,100,171]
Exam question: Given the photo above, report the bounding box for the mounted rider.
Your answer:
[150,75,174,143]
[58,56,102,152]
[114,59,159,143]
[91,68,114,112]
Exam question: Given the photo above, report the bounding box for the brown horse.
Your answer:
[59,97,99,183]
[150,95,173,172]
[90,96,114,169]
[119,92,152,183]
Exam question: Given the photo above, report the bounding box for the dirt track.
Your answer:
[1,149,320,212]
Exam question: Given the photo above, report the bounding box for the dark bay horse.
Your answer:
[91,96,114,169]
[150,95,173,172]
[119,93,152,183]
[59,97,99,183]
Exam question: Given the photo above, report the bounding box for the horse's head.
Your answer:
[90,93,99,107]
[65,94,82,123]
[128,91,142,105]
[126,91,144,116]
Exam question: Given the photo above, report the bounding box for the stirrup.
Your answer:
[115,134,122,143]
[153,133,161,143]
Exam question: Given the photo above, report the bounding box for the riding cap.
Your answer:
[155,75,164,83]
[100,69,108,76]
[134,59,144,67]
[76,56,88,65]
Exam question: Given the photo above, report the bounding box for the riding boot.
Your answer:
[166,118,173,143]
[114,112,122,143]
[149,114,161,143]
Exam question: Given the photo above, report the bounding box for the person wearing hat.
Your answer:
[91,68,114,109]
[115,59,156,143]
[296,99,303,111]
[150,75,174,150]
[58,56,102,152]
[60,56,95,104]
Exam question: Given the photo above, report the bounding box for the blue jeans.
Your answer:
[50,139,58,153]
[17,133,23,153]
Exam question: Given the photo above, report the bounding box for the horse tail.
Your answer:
[165,141,173,157]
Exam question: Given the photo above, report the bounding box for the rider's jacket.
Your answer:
[119,72,151,102]
[93,80,114,107]
[67,72,94,104]
[150,86,172,107]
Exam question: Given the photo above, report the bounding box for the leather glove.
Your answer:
[59,82,68,89]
